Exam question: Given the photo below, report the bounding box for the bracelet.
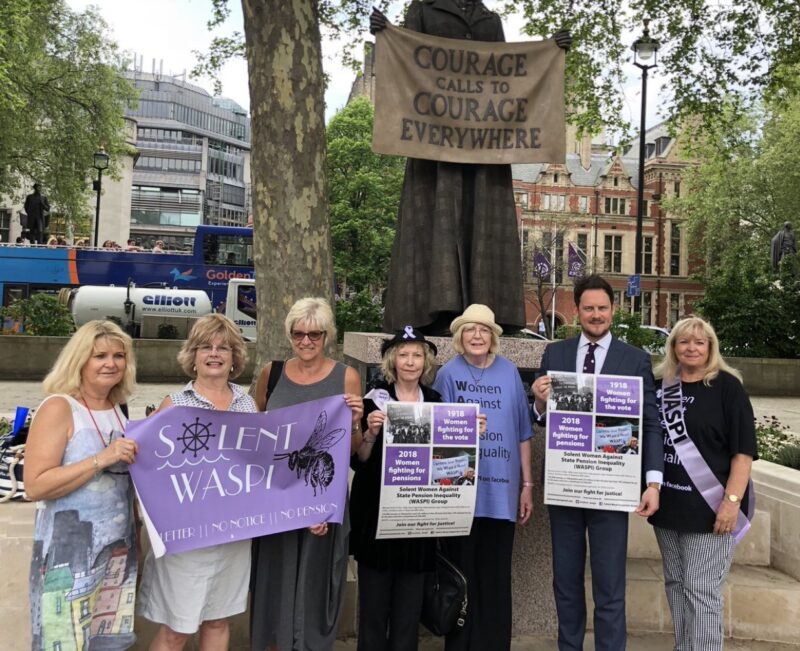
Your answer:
[521,481,534,488]
[92,455,100,476]
[362,432,377,444]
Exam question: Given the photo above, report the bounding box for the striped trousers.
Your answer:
[654,527,735,651]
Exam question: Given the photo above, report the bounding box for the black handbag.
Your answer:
[421,547,468,636]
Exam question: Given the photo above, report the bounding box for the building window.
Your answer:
[670,223,681,275]
[554,173,559,184]
[613,176,619,187]
[557,195,566,212]
[604,197,626,215]
[642,291,653,325]
[0,209,10,243]
[53,643,62,651]
[579,195,588,213]
[641,199,648,217]
[642,236,653,275]
[604,235,622,273]
[55,596,61,615]
[80,599,90,619]
[674,181,681,198]
[670,293,681,325]
[542,232,565,282]
[514,192,528,208]
[577,233,588,256]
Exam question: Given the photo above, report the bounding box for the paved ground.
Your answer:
[333,634,800,650]
[2,381,799,434]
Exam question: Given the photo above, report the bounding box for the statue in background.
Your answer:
[371,2,570,335]
[771,222,797,273]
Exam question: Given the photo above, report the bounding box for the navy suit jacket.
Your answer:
[535,336,664,476]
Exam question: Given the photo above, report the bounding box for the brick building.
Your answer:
[512,123,704,330]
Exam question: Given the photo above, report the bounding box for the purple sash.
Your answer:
[660,377,755,544]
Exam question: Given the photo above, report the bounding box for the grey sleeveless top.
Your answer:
[267,360,347,409]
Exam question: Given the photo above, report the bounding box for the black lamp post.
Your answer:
[632,19,659,314]
[92,148,110,247]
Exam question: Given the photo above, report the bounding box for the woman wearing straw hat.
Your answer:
[350,327,441,651]
[432,304,534,651]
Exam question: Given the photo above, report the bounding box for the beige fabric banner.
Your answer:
[372,23,566,164]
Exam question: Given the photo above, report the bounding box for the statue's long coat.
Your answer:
[382,0,527,334]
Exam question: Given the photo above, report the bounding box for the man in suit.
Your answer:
[532,274,663,651]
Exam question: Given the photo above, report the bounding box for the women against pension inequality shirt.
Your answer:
[433,354,533,522]
[648,370,758,533]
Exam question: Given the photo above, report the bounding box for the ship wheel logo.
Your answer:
[178,417,215,457]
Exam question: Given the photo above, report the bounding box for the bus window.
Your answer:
[202,234,219,264]
[210,234,252,267]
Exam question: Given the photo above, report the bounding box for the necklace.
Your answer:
[81,398,125,447]
[464,355,490,385]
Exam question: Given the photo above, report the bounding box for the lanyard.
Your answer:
[81,398,125,448]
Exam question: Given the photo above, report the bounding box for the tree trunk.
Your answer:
[243,0,332,367]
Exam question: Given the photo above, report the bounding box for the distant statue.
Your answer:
[771,222,797,273]
[371,3,571,335]
[23,183,50,245]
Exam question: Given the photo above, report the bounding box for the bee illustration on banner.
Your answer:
[274,410,345,496]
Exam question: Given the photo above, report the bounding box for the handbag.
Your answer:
[0,441,25,503]
[421,546,468,636]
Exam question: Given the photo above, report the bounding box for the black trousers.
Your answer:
[356,563,426,651]
[442,517,516,651]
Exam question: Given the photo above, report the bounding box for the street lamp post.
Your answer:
[632,19,659,314]
[92,148,110,247]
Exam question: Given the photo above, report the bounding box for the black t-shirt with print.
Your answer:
[648,371,758,533]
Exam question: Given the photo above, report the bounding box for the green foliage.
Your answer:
[502,1,800,138]
[194,0,396,84]
[0,294,75,336]
[555,323,580,340]
[775,444,800,470]
[327,97,403,295]
[611,309,657,351]
[0,0,138,226]
[755,415,794,463]
[334,291,383,342]
[674,87,800,358]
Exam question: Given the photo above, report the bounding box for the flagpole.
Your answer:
[550,233,556,337]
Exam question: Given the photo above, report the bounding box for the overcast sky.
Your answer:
[65,0,663,132]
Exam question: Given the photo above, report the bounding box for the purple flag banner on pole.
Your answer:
[125,395,351,557]
[533,251,551,279]
[567,242,585,278]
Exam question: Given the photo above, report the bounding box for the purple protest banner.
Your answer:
[567,242,586,278]
[125,395,351,557]
[595,376,641,417]
[533,251,551,279]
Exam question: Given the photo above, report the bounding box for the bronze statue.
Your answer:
[371,2,570,335]
[23,183,50,245]
[771,222,796,273]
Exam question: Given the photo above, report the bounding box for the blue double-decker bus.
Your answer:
[0,225,254,313]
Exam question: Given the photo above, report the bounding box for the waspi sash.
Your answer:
[660,377,754,543]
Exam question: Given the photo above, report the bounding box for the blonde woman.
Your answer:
[350,327,441,651]
[250,297,363,651]
[651,316,758,651]
[26,321,139,650]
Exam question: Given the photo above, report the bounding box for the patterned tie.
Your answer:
[583,342,598,374]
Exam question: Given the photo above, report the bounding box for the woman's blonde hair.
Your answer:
[177,313,249,379]
[381,341,437,385]
[452,322,500,355]
[654,316,743,385]
[284,297,337,351]
[43,320,136,404]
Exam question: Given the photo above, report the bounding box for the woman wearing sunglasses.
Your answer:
[250,297,363,651]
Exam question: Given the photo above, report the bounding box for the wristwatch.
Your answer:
[726,493,740,504]
[647,482,661,491]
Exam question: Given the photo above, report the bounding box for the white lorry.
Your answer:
[62,277,257,340]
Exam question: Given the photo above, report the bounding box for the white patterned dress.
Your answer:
[137,382,257,634]
[29,395,136,651]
